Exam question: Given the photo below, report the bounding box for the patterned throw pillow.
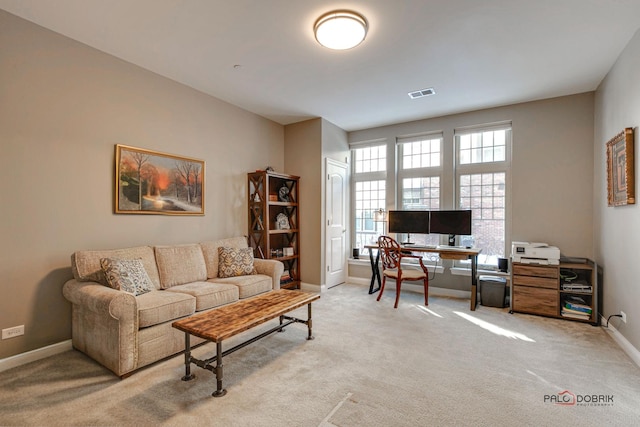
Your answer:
[100,258,154,296]
[218,247,257,278]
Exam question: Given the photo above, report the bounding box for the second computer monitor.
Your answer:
[428,209,472,237]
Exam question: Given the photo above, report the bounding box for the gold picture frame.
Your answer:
[606,128,635,207]
[115,144,205,215]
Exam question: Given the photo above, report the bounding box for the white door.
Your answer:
[325,158,348,288]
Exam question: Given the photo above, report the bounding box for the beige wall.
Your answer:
[349,93,595,291]
[594,28,640,350]
[283,119,349,288]
[0,11,284,358]
[284,119,322,285]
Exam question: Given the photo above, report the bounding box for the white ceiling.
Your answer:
[2,0,640,132]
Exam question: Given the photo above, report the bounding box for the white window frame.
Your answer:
[351,142,387,251]
[454,123,511,268]
[396,133,443,247]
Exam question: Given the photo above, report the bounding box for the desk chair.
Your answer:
[377,235,429,308]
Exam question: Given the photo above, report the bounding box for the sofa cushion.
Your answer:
[211,274,272,299]
[136,290,196,328]
[218,246,257,278]
[200,237,248,279]
[100,258,154,296]
[72,246,161,289]
[155,244,207,289]
[165,282,239,311]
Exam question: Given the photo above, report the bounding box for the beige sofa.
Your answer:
[62,236,283,377]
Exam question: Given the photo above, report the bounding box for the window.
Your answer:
[354,144,386,173]
[397,135,442,247]
[459,173,506,255]
[350,123,510,269]
[401,138,441,169]
[456,126,511,266]
[401,177,440,209]
[352,144,386,250]
[459,130,506,164]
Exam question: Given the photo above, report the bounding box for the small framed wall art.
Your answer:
[606,128,635,207]
[115,144,205,215]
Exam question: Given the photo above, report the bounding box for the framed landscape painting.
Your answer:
[606,128,635,207]
[115,144,205,215]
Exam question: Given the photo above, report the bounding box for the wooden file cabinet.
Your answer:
[510,261,599,325]
[512,264,559,317]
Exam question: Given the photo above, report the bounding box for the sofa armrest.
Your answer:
[63,279,139,376]
[253,259,285,290]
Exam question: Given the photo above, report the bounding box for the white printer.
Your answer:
[511,241,560,265]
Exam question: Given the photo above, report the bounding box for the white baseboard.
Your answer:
[601,316,640,368]
[300,282,324,293]
[0,340,72,373]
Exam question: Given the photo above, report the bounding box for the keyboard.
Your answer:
[406,244,436,249]
[436,245,470,251]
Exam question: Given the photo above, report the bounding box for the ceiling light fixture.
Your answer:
[314,10,368,50]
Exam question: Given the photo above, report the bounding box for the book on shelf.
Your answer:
[280,269,293,284]
[563,301,592,314]
[561,310,591,320]
[562,296,592,314]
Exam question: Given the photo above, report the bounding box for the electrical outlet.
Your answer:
[620,311,627,323]
[2,325,24,339]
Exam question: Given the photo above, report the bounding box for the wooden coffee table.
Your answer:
[172,289,320,397]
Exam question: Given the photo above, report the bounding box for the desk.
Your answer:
[364,245,482,311]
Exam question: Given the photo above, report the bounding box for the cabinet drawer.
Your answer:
[513,285,558,316]
[513,264,558,279]
[513,274,558,289]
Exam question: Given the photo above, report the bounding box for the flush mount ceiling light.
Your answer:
[314,10,368,50]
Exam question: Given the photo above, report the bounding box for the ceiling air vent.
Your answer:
[408,87,436,99]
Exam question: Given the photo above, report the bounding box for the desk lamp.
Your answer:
[373,208,386,236]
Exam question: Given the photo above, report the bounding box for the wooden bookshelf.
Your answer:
[248,170,300,289]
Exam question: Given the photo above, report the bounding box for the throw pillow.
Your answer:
[218,247,257,278]
[100,258,154,296]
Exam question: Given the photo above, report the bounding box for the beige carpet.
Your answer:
[1,283,639,426]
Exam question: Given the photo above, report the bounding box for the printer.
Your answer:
[511,241,560,265]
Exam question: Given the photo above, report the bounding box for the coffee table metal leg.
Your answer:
[181,333,195,381]
[307,303,314,340]
[212,341,227,397]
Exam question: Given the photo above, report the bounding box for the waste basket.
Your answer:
[479,275,507,308]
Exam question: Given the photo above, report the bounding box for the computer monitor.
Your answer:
[428,210,472,246]
[387,210,430,244]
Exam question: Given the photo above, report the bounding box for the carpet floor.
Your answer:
[1,283,639,426]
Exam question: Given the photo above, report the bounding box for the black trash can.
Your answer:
[479,275,507,308]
